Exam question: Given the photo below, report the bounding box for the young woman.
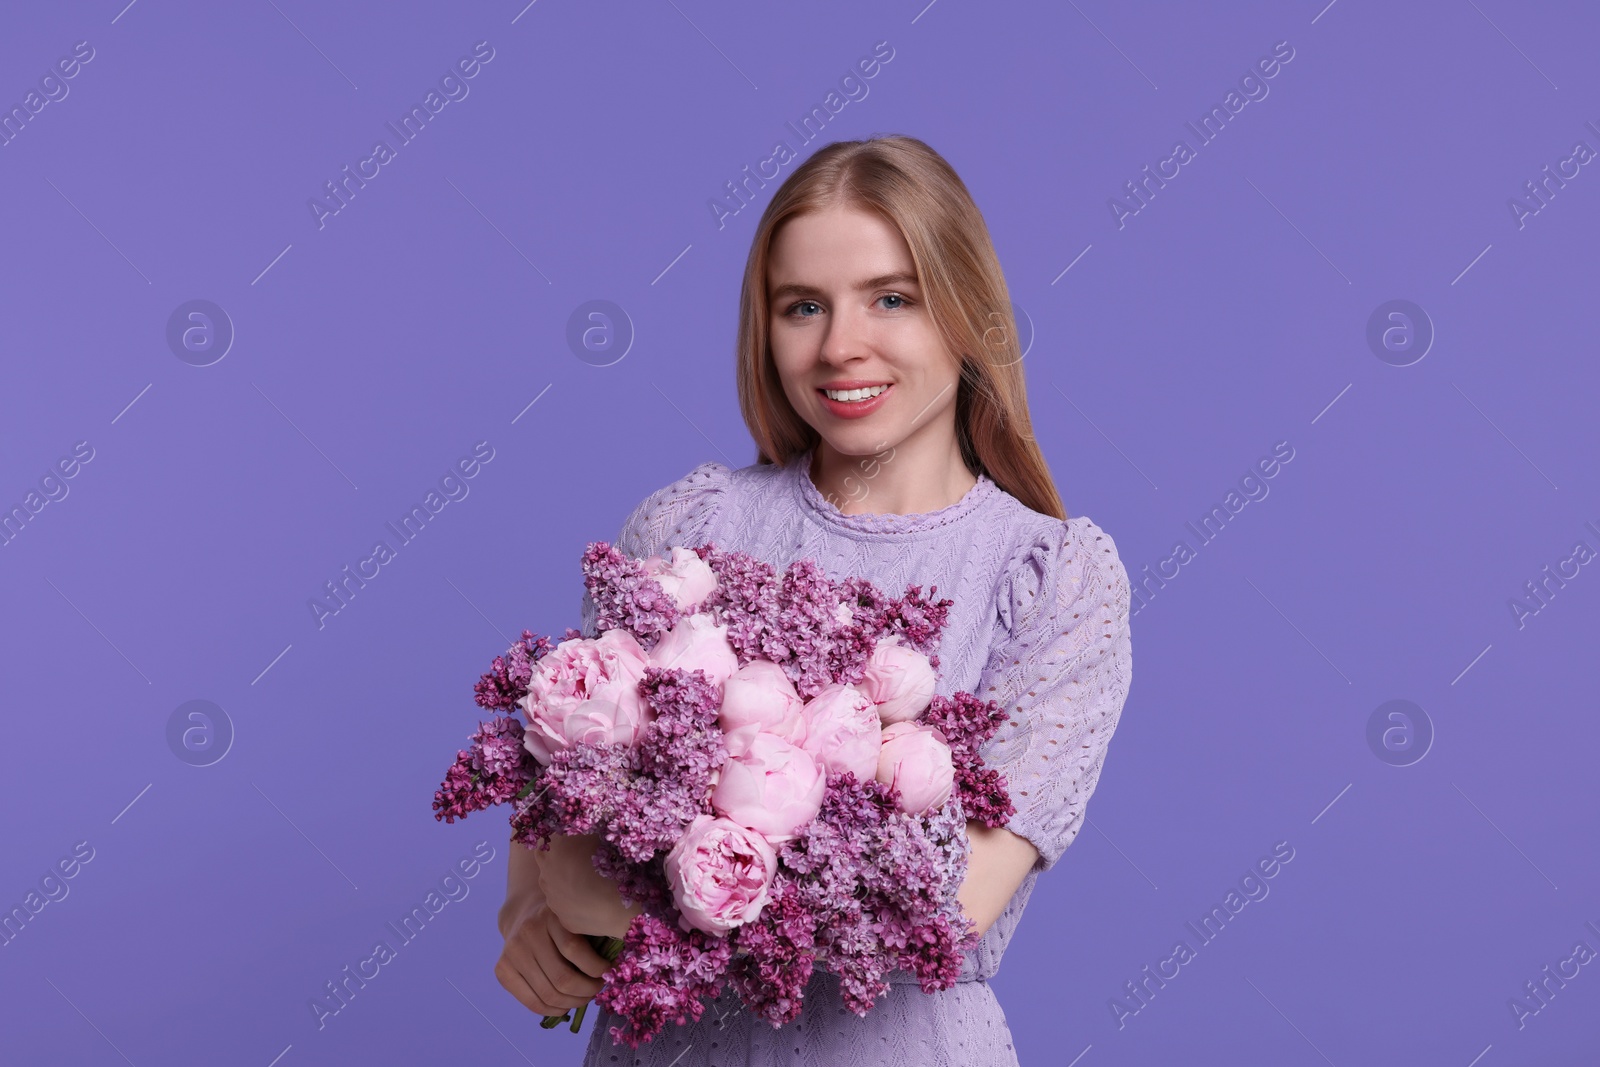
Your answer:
[495,134,1134,1065]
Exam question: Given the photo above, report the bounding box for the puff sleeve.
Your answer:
[579,461,731,637]
[975,516,1133,873]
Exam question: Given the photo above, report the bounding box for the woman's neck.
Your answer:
[808,436,978,517]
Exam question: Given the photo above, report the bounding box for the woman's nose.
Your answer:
[819,308,870,364]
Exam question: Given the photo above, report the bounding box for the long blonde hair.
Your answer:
[734,134,1067,520]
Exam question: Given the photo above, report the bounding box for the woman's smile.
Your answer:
[817,381,893,419]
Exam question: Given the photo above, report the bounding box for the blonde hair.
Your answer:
[734,133,1067,520]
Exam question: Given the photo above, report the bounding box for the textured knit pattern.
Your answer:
[577,448,1133,1066]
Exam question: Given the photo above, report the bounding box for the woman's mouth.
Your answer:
[817,383,892,419]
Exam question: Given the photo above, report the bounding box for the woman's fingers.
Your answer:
[495,941,580,1016]
[494,950,561,1015]
[549,913,615,980]
[495,908,598,1014]
[532,912,604,998]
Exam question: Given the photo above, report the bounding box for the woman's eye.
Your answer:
[878,293,909,310]
[789,300,822,317]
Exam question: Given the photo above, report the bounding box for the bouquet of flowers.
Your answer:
[433,540,1017,1048]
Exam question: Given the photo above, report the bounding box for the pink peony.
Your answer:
[518,629,653,765]
[876,721,955,813]
[719,659,807,757]
[798,684,882,783]
[857,637,937,724]
[641,547,719,612]
[712,733,825,843]
[662,814,778,935]
[649,612,739,689]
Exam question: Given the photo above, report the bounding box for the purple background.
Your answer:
[2,1,1597,1064]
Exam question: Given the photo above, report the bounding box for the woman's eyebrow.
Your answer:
[770,271,920,302]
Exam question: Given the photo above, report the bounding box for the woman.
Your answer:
[494,134,1134,1065]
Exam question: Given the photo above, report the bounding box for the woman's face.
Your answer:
[766,203,963,460]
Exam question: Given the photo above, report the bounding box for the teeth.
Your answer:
[823,385,888,402]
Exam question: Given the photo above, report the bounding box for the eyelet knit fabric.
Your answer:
[577,448,1134,1066]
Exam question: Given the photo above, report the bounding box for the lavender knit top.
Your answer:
[578,447,1134,1067]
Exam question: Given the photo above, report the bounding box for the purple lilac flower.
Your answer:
[697,547,954,701]
[512,740,632,848]
[473,630,554,712]
[594,911,735,1047]
[725,879,818,1027]
[433,715,535,824]
[919,691,1016,828]
[581,542,681,647]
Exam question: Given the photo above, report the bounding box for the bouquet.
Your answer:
[433,540,1017,1048]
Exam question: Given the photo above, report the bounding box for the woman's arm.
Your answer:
[498,833,547,939]
[526,832,643,940]
[495,834,617,1016]
[957,821,1039,938]
[955,518,1133,934]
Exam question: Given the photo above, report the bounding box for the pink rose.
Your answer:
[719,659,807,757]
[662,814,778,935]
[798,684,881,783]
[876,721,955,814]
[641,547,718,612]
[518,630,653,765]
[857,637,937,724]
[649,612,739,688]
[712,733,825,843]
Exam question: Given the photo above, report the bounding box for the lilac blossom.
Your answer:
[432,714,534,824]
[472,630,554,712]
[581,542,681,647]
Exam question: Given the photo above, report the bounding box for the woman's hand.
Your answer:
[536,832,644,940]
[495,899,615,1016]
[957,820,1040,938]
